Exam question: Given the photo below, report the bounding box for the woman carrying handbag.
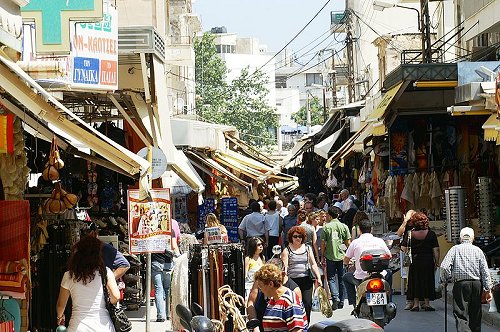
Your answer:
[282,226,322,322]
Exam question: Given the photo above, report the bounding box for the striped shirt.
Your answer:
[262,288,308,332]
[440,241,492,290]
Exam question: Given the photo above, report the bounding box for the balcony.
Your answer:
[165,36,195,67]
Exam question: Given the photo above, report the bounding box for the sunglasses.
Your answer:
[292,235,303,239]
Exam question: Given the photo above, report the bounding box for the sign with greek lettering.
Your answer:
[206,227,222,244]
[70,4,118,90]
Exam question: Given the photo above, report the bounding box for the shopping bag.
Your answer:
[317,286,333,318]
[434,267,443,299]
[311,287,320,312]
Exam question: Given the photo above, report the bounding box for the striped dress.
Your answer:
[262,288,308,332]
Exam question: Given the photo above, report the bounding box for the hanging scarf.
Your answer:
[0,114,14,154]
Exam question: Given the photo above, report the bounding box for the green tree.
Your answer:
[194,32,278,148]
[291,96,325,126]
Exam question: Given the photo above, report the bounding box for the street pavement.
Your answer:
[128,294,500,331]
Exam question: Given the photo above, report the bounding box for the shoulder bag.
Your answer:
[402,229,413,267]
[100,268,132,332]
[305,245,317,281]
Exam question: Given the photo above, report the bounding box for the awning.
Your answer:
[482,113,500,142]
[447,105,492,116]
[313,125,345,159]
[225,133,279,168]
[0,52,150,176]
[185,150,252,191]
[279,139,312,167]
[326,123,369,168]
[152,57,205,193]
[367,81,408,122]
[331,99,366,112]
[353,123,374,153]
[161,171,192,195]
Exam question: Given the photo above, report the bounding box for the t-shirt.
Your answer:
[265,212,281,237]
[262,288,308,332]
[239,212,266,237]
[283,214,298,244]
[345,233,391,280]
[255,279,299,325]
[101,243,130,272]
[321,219,351,261]
[61,267,115,331]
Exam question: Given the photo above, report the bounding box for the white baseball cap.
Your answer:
[460,227,474,240]
[333,202,343,209]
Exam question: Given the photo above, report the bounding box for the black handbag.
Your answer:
[100,268,132,332]
[306,245,317,281]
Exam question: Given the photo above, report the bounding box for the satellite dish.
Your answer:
[174,98,185,111]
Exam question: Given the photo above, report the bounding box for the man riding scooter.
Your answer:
[342,219,396,327]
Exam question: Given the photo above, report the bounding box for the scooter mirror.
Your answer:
[176,304,193,330]
[246,319,260,329]
[191,302,204,316]
[272,245,282,255]
[191,316,215,332]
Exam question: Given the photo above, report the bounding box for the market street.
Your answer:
[128,293,500,332]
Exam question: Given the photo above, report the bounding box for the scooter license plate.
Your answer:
[366,292,387,306]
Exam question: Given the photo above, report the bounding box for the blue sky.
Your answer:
[192,0,345,55]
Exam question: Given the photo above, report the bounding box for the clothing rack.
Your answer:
[188,243,244,329]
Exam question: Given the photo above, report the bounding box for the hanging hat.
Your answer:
[460,227,474,240]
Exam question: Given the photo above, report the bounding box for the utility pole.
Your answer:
[345,3,355,103]
[306,93,311,134]
[420,0,432,63]
[331,49,338,108]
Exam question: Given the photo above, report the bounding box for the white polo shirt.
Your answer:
[345,233,391,280]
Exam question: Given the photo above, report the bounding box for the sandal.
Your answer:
[410,306,420,312]
[404,303,413,310]
[422,306,435,311]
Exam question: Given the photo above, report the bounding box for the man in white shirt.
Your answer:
[342,219,392,308]
[239,201,268,245]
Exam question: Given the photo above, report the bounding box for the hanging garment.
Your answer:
[401,173,415,211]
[417,172,431,212]
[412,173,421,209]
[396,175,405,218]
[171,253,189,332]
[429,171,443,217]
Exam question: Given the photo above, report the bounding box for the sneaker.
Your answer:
[331,299,339,311]
[156,318,165,322]
[338,301,344,309]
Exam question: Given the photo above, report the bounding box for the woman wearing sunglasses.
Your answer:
[245,237,265,299]
[282,226,322,322]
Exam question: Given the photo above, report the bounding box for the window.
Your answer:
[215,45,221,53]
[275,76,287,88]
[215,44,235,54]
[306,73,323,86]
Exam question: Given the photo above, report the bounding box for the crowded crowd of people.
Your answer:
[56,187,493,332]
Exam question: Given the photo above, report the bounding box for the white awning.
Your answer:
[313,125,345,159]
[152,57,205,193]
[0,51,149,176]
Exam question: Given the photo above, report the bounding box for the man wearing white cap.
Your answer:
[440,227,493,332]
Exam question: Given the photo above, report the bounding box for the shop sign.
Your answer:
[69,4,118,90]
[205,227,222,244]
[21,0,104,54]
[128,188,172,254]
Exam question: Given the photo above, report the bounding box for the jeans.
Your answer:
[343,270,394,306]
[342,272,361,305]
[152,261,173,319]
[326,259,346,303]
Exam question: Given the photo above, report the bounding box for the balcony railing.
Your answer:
[167,36,193,46]
[400,48,444,64]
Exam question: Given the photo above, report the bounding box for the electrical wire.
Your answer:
[255,0,332,73]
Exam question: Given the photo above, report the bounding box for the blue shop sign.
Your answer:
[73,57,100,85]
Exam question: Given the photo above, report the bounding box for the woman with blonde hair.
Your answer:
[203,213,228,244]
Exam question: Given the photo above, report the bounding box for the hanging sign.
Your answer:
[128,188,171,254]
[205,227,222,244]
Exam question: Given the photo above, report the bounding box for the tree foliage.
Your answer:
[291,96,325,126]
[194,32,278,148]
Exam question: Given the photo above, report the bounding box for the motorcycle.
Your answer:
[353,248,397,328]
